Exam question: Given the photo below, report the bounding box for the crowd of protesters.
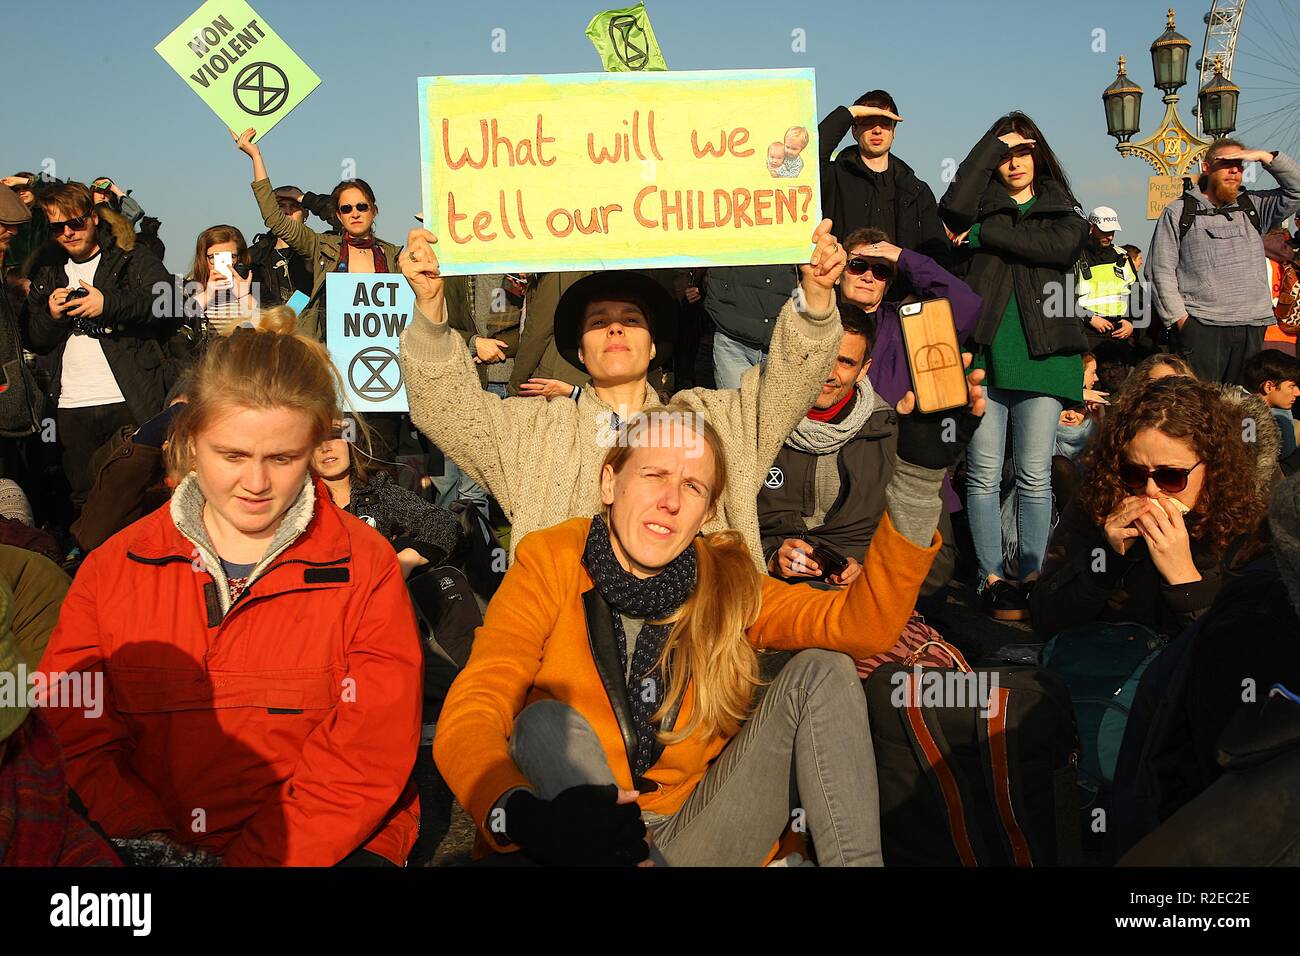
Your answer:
[0,82,1299,868]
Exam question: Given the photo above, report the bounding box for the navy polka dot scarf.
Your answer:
[582,514,697,777]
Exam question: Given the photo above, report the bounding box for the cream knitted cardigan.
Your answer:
[397,295,841,570]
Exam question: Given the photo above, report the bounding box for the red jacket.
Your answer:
[39,480,423,866]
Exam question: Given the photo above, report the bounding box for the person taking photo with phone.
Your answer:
[22,182,174,508]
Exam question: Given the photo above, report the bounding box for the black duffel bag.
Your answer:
[864,641,1082,866]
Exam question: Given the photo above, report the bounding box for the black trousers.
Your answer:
[1179,318,1266,385]
[58,402,136,508]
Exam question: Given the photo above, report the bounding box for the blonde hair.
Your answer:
[599,404,763,745]
[166,325,345,482]
[222,305,298,336]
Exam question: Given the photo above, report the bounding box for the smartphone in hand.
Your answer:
[213,251,235,284]
[899,298,968,414]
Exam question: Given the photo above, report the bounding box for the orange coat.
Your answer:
[434,512,940,853]
[39,482,423,866]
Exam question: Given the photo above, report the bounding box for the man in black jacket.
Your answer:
[758,307,955,594]
[704,265,799,389]
[22,182,174,507]
[818,90,949,299]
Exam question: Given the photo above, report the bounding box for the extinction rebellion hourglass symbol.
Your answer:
[608,14,650,70]
[233,62,290,116]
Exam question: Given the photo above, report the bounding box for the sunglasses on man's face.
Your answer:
[338,203,371,214]
[845,257,893,281]
[48,216,90,234]
[1117,460,1202,495]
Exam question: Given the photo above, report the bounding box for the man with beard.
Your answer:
[1148,140,1300,383]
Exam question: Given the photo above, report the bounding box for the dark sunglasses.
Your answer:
[845,257,893,280]
[852,118,896,131]
[1117,460,1202,494]
[338,203,371,214]
[48,216,90,234]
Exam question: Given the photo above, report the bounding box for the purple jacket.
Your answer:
[862,250,982,512]
[864,249,982,407]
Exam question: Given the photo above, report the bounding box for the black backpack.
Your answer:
[1177,188,1262,240]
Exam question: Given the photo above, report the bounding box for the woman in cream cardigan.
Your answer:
[396,222,847,570]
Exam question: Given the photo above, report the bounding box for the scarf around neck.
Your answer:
[786,378,878,455]
[582,514,697,777]
[336,232,389,274]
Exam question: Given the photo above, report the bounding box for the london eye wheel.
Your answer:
[1198,0,1300,158]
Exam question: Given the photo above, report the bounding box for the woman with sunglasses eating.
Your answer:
[939,112,1090,622]
[231,128,402,343]
[1031,375,1273,639]
[835,227,982,407]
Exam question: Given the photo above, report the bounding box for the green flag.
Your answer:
[586,2,667,72]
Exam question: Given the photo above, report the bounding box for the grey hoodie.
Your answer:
[1147,151,1300,327]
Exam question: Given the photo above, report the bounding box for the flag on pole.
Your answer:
[586,2,667,72]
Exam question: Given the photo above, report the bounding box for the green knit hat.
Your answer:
[0,576,27,744]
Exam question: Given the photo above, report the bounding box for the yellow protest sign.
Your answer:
[156,0,320,140]
[418,69,821,274]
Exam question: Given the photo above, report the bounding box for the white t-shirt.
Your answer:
[58,253,127,409]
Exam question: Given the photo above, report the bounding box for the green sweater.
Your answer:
[971,198,1083,403]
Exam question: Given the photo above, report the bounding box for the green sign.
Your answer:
[586,2,667,72]
[156,0,320,140]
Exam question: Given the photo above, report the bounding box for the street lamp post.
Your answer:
[1101,8,1239,218]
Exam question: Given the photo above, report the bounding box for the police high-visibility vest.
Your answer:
[1076,254,1136,319]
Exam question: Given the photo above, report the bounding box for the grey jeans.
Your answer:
[509,649,882,866]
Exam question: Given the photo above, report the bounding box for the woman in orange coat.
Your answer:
[39,327,423,866]
[435,373,984,866]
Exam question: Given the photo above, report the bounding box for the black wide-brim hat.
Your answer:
[554,271,678,373]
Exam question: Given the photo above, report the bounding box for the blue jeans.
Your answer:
[712,332,767,390]
[965,387,1062,582]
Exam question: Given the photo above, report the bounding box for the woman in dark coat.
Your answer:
[940,112,1090,620]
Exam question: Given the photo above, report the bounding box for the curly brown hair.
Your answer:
[1078,375,1267,557]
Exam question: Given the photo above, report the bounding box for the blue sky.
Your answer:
[3,0,1286,272]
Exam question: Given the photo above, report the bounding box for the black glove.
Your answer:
[896,405,982,471]
[504,784,649,866]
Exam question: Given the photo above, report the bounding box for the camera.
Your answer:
[64,287,89,303]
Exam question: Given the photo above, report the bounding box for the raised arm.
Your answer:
[939,129,1005,233]
[817,106,855,166]
[689,221,846,490]
[231,127,322,261]
[396,228,535,519]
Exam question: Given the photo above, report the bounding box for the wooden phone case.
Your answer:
[899,298,968,414]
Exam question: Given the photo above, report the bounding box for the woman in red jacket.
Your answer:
[39,327,423,866]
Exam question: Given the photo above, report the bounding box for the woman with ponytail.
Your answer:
[40,323,424,866]
[436,364,985,866]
